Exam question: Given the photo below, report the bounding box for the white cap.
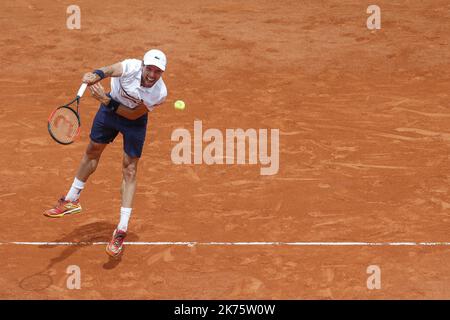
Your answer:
[143,49,167,71]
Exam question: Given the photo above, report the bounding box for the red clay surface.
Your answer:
[1,0,450,299]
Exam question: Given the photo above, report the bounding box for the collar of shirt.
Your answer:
[135,69,149,93]
[134,68,142,80]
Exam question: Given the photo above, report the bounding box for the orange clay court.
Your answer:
[1,0,450,299]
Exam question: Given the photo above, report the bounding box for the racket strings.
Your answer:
[48,107,80,144]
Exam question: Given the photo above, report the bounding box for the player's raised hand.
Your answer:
[82,72,100,85]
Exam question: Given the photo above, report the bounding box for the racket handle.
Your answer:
[76,83,88,98]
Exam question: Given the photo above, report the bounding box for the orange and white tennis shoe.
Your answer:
[106,229,127,258]
[43,196,82,218]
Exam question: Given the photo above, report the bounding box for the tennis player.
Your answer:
[44,49,168,258]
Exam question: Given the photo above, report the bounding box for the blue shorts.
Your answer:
[89,102,148,158]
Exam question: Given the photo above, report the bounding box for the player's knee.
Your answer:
[85,142,104,159]
[122,162,137,181]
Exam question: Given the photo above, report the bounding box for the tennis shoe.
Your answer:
[106,229,127,258]
[43,196,82,218]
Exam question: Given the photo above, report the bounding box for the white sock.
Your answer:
[65,177,85,202]
[118,207,132,232]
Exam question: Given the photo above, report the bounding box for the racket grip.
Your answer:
[76,83,88,98]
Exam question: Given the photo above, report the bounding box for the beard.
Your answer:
[141,73,157,88]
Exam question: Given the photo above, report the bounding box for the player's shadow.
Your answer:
[39,221,138,270]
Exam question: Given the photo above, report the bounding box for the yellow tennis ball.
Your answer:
[174,100,185,110]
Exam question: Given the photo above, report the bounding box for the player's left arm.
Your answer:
[115,102,149,120]
[89,83,153,120]
[118,100,166,120]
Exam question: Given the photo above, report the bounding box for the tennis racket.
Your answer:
[48,83,88,145]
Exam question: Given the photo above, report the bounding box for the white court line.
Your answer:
[1,241,450,246]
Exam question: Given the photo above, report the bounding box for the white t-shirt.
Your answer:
[110,59,167,111]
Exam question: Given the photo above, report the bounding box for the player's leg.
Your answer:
[64,141,108,201]
[118,153,139,230]
[106,114,147,257]
[121,153,139,209]
[69,101,119,199]
[106,153,139,257]
[44,102,119,218]
[43,141,108,218]
[75,141,108,183]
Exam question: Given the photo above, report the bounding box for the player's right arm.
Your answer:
[82,62,123,85]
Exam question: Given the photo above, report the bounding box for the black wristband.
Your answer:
[93,69,105,79]
[105,97,120,112]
